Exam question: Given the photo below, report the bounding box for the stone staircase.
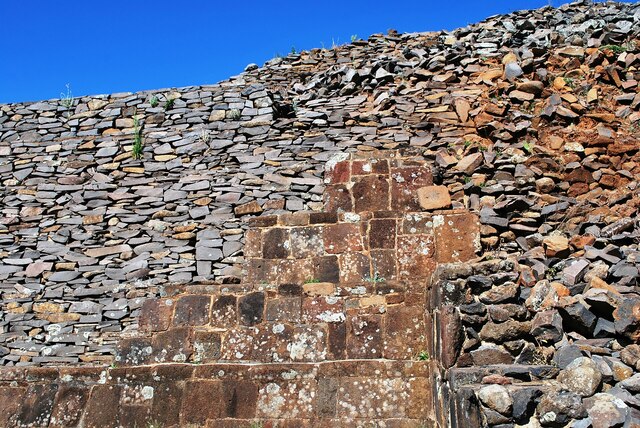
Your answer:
[0,151,481,427]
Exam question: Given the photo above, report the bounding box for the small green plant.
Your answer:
[364,271,385,283]
[523,141,534,154]
[146,420,164,428]
[149,95,159,108]
[132,115,143,159]
[417,350,430,361]
[464,140,472,148]
[60,83,74,113]
[198,127,210,144]
[599,44,626,54]
[228,109,242,120]
[463,176,471,184]
[304,277,320,284]
[109,362,118,369]
[164,98,175,110]
[290,46,297,55]
[249,422,263,428]
[563,77,575,89]
[350,34,358,43]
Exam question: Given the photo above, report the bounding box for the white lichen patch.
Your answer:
[432,215,445,228]
[343,212,361,223]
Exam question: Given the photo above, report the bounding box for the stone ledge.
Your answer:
[0,360,434,428]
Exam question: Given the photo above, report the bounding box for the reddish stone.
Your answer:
[119,405,151,428]
[324,223,362,254]
[234,200,262,215]
[288,325,329,361]
[83,385,122,428]
[302,296,344,324]
[274,258,317,284]
[251,323,294,361]
[402,213,435,234]
[566,167,594,183]
[417,185,452,210]
[369,218,396,249]
[372,159,390,174]
[317,378,339,418]
[325,160,350,184]
[384,306,426,360]
[244,229,262,258]
[281,212,310,226]
[406,377,433,419]
[0,387,26,427]
[278,283,303,296]
[290,226,324,258]
[328,322,347,360]
[180,381,224,424]
[266,297,302,322]
[397,234,436,280]
[239,292,265,326]
[262,228,290,259]
[353,175,390,212]
[434,212,480,263]
[210,295,238,328]
[339,252,371,282]
[346,314,383,358]
[221,380,259,418]
[150,327,193,363]
[568,182,590,197]
[193,330,222,362]
[315,256,340,283]
[50,384,90,427]
[173,295,211,327]
[439,306,463,369]
[390,166,433,211]
[371,249,397,281]
[323,184,353,212]
[248,215,278,228]
[245,258,270,283]
[309,212,338,225]
[116,337,153,365]
[152,383,183,426]
[220,327,255,361]
[139,298,173,332]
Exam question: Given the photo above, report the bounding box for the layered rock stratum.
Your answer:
[1,1,639,426]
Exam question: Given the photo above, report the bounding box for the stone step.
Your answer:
[0,360,434,427]
[119,280,430,365]
[244,208,479,285]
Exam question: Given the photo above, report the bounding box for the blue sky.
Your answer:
[0,0,625,103]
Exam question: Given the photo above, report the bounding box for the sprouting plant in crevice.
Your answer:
[290,46,297,55]
[198,127,211,144]
[228,109,242,120]
[60,83,74,116]
[149,95,159,108]
[364,271,385,284]
[599,44,626,54]
[523,141,534,154]
[563,77,575,90]
[304,277,320,284]
[417,350,430,361]
[132,115,143,159]
[164,98,175,110]
[249,422,263,428]
[351,34,358,43]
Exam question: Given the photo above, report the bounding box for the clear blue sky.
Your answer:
[0,0,617,103]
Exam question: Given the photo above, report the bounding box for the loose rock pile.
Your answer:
[0,0,639,426]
